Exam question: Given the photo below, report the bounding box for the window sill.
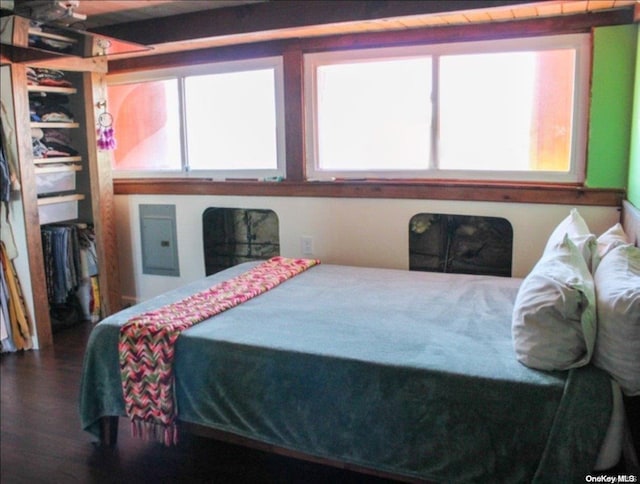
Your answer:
[112,178,624,206]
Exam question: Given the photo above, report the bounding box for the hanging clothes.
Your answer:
[1,104,31,352]
[76,225,100,322]
[41,224,81,304]
[0,127,10,206]
[41,223,100,329]
[0,242,33,352]
[0,258,13,351]
[2,97,23,263]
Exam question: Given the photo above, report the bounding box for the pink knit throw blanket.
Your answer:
[119,257,319,445]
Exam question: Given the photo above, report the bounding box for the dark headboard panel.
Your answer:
[622,200,640,247]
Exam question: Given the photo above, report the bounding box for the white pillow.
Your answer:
[512,234,596,371]
[593,223,630,271]
[544,208,596,271]
[592,244,640,396]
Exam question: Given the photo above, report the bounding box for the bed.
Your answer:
[79,202,640,483]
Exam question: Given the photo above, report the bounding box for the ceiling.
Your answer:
[5,0,638,59]
[11,0,266,29]
[9,0,638,31]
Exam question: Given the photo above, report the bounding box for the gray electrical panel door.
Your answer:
[140,204,180,277]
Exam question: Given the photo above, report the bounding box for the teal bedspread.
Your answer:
[80,263,612,483]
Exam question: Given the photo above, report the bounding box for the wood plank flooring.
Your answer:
[1,322,397,483]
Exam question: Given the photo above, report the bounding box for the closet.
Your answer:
[0,13,140,347]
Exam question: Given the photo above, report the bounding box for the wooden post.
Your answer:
[99,416,119,447]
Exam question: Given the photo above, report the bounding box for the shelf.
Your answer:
[33,156,82,164]
[35,164,80,195]
[28,85,77,94]
[37,193,84,206]
[31,121,79,128]
[34,164,81,174]
[1,13,149,60]
[2,54,122,348]
[37,193,84,224]
[28,28,78,45]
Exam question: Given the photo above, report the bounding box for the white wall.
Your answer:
[114,194,620,305]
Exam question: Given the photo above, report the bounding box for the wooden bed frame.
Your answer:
[622,200,640,247]
[97,200,640,482]
[98,416,426,483]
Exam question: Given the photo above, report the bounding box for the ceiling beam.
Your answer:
[91,0,535,45]
[106,8,635,72]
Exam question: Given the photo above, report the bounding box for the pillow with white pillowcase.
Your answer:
[593,223,630,272]
[544,208,597,272]
[513,233,596,371]
[592,244,640,396]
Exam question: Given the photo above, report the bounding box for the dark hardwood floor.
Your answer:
[1,322,398,484]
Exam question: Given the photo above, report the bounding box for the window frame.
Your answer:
[107,56,286,179]
[303,33,591,183]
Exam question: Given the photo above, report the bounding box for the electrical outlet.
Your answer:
[301,236,314,256]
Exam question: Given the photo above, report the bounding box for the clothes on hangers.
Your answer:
[0,242,33,352]
[41,224,81,305]
[41,224,100,328]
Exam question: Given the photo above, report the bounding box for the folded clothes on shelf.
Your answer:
[31,127,78,158]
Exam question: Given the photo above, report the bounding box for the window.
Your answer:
[107,57,285,179]
[108,79,181,171]
[305,34,590,182]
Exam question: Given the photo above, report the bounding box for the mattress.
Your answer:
[80,263,615,482]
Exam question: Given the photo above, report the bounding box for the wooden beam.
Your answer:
[107,9,634,73]
[93,1,535,46]
[99,416,119,447]
[283,44,305,182]
[113,178,625,207]
[84,71,123,315]
[0,44,108,72]
[9,65,53,348]
[181,420,422,484]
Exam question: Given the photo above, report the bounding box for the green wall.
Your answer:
[586,24,637,189]
[628,26,640,207]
